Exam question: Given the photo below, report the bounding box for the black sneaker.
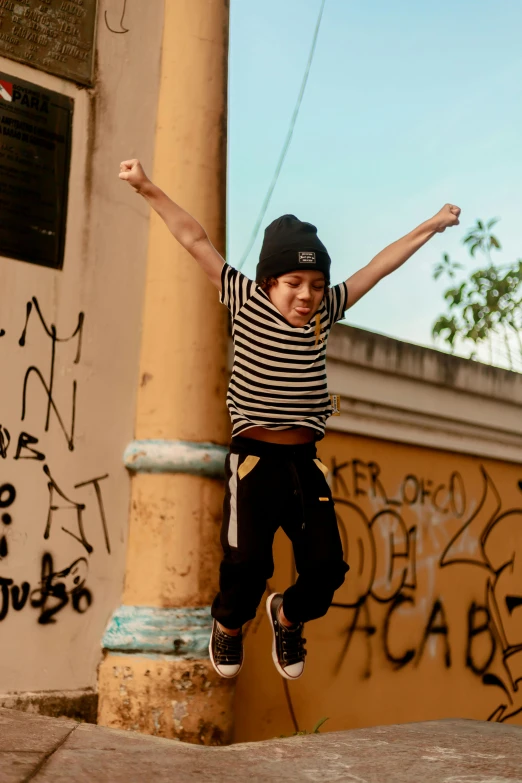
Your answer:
[266,592,306,680]
[209,620,243,678]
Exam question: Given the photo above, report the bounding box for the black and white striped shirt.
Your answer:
[220,263,348,439]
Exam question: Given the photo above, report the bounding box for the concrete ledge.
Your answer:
[1,708,521,782]
[325,323,522,461]
[328,323,522,402]
[0,689,97,724]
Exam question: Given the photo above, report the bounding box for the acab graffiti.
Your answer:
[330,456,522,724]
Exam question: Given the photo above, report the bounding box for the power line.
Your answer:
[237,0,327,271]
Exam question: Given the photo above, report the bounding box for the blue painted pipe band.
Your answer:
[102,605,212,658]
[123,439,227,478]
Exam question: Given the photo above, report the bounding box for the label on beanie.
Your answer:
[298,251,316,264]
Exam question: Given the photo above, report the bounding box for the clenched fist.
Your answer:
[119,159,151,195]
[433,204,461,233]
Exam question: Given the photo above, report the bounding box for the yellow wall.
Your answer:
[235,431,522,741]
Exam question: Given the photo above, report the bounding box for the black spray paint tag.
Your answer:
[299,251,316,264]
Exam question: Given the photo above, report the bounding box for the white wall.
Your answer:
[0,1,163,694]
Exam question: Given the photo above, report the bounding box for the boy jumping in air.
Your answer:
[120,159,460,680]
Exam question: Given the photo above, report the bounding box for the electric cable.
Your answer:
[237,0,327,270]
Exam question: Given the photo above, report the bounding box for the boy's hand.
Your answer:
[432,203,461,233]
[119,159,152,195]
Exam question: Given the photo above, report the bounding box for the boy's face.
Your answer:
[267,270,326,327]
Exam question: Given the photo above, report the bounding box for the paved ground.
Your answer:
[1,707,521,782]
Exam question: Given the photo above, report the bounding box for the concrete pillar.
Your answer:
[97,0,233,745]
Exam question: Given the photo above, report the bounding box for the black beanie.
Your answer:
[256,214,331,285]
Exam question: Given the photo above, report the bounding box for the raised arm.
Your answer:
[345,204,461,309]
[119,159,224,290]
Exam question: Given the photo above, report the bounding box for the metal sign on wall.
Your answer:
[0,72,73,270]
[0,0,98,86]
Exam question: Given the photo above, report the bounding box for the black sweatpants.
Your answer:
[211,436,349,629]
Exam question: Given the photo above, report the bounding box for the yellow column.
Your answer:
[97,0,233,745]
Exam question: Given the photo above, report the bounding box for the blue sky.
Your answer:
[227,0,522,365]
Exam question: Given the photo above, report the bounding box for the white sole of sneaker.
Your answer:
[265,593,303,680]
[208,621,244,679]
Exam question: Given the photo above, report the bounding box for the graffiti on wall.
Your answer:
[0,297,111,624]
[329,455,522,723]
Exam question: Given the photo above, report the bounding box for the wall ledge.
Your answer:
[328,323,522,403]
[0,689,97,724]
[324,324,522,461]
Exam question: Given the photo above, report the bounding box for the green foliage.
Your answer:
[462,217,501,256]
[433,252,464,281]
[432,218,522,369]
[311,716,329,733]
[278,717,329,738]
